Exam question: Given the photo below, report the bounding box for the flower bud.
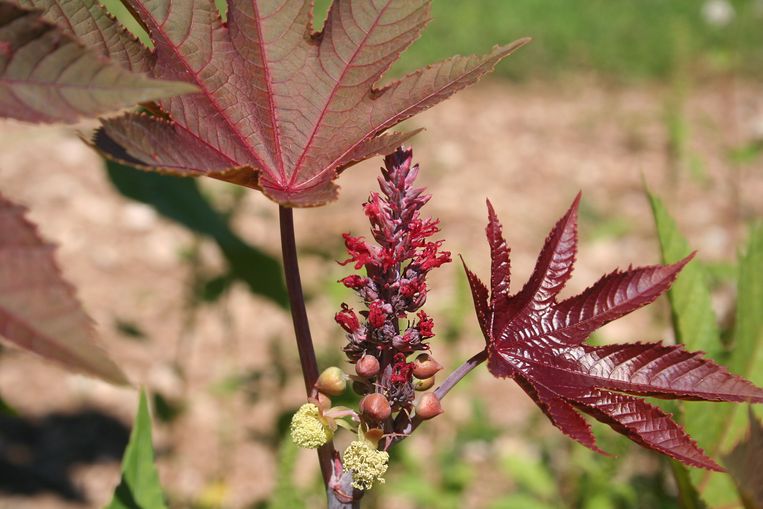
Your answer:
[416,310,435,338]
[413,375,436,391]
[335,304,360,333]
[412,353,443,379]
[315,366,348,396]
[339,275,367,290]
[416,393,443,420]
[360,393,392,422]
[367,300,388,328]
[355,355,380,378]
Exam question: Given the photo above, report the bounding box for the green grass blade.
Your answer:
[697,224,763,507]
[648,193,734,506]
[727,224,763,399]
[650,195,763,506]
[648,193,721,355]
[106,390,167,509]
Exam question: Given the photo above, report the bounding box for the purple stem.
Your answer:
[278,206,334,485]
[391,349,487,444]
[433,349,488,400]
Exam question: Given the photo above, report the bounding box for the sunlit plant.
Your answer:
[0,1,762,508]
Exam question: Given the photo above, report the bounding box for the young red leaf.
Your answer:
[460,255,490,340]
[486,199,511,312]
[92,0,530,206]
[0,193,129,385]
[464,194,763,471]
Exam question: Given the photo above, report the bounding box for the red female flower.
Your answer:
[337,147,448,411]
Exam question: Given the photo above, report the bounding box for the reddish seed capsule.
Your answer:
[412,353,443,379]
[360,393,392,422]
[416,393,443,420]
[355,355,380,378]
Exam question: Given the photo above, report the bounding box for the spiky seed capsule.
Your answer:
[360,393,392,421]
[412,353,443,379]
[290,403,333,449]
[413,376,436,391]
[342,440,390,491]
[355,355,381,378]
[315,367,348,396]
[416,393,444,420]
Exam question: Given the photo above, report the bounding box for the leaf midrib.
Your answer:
[496,346,733,400]
[250,0,286,181]
[297,45,513,192]
[288,0,395,189]
[500,268,676,347]
[131,1,271,175]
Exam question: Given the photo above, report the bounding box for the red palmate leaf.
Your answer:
[92,0,529,206]
[0,193,128,385]
[463,194,763,471]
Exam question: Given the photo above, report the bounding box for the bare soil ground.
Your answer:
[0,78,761,509]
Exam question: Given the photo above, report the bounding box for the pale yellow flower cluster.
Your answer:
[342,440,390,491]
[289,403,332,449]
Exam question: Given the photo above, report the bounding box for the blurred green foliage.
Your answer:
[0,394,17,417]
[102,0,763,82]
[393,0,763,81]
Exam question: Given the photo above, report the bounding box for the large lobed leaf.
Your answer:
[92,0,530,206]
[462,194,763,471]
[0,193,128,384]
[0,0,195,123]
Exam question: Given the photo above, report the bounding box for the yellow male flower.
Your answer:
[342,440,390,491]
[290,403,333,449]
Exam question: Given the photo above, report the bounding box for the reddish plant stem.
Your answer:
[390,349,488,445]
[278,206,334,486]
[433,349,488,400]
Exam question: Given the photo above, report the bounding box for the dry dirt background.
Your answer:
[1,78,762,508]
